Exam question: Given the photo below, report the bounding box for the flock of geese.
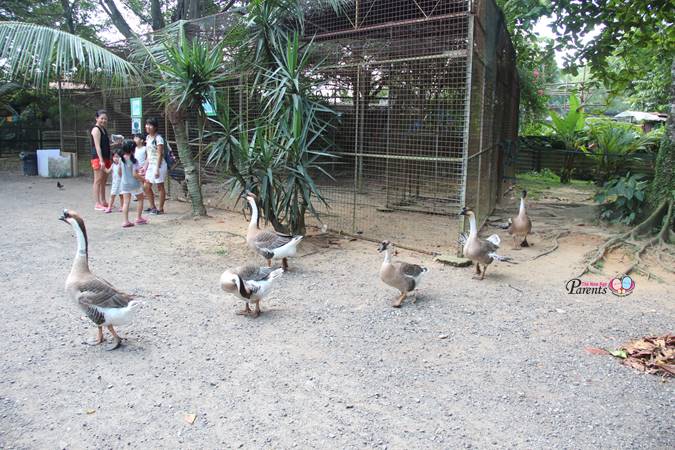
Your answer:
[59,190,532,350]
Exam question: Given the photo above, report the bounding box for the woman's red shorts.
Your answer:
[91,158,112,170]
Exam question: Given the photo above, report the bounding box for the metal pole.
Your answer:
[352,67,361,232]
[58,78,64,152]
[458,11,475,243]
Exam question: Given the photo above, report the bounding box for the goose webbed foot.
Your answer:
[105,325,122,351]
[520,238,530,247]
[392,292,406,308]
[236,303,252,316]
[106,336,122,351]
[472,264,483,279]
[85,326,104,346]
[251,302,261,318]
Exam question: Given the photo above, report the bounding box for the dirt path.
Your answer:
[0,172,673,449]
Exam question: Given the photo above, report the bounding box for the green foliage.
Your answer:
[207,31,338,234]
[0,22,140,90]
[584,120,662,183]
[545,94,585,183]
[551,0,674,112]
[152,29,228,114]
[595,173,649,225]
[516,168,592,199]
[496,0,558,130]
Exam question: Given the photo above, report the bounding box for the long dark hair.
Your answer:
[121,139,137,165]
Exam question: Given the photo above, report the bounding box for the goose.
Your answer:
[220,265,284,318]
[243,192,303,271]
[508,190,532,249]
[59,209,141,350]
[459,207,512,280]
[377,240,429,308]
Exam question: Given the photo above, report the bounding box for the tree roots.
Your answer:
[577,199,673,278]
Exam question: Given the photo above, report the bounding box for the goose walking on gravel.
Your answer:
[459,207,513,280]
[220,265,284,318]
[377,240,429,308]
[508,190,533,249]
[59,209,141,350]
[243,192,303,271]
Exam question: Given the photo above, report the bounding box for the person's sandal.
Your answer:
[135,217,149,225]
[122,222,135,228]
[156,210,164,215]
[104,207,113,214]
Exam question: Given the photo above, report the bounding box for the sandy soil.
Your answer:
[0,171,673,449]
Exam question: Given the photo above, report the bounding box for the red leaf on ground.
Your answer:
[585,347,609,355]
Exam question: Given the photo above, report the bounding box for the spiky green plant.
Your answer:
[546,94,585,183]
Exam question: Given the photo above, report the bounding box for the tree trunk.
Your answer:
[647,57,674,210]
[150,0,165,30]
[168,106,207,216]
[100,0,135,39]
[60,0,76,34]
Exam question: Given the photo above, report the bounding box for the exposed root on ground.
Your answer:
[577,199,673,278]
[530,230,570,261]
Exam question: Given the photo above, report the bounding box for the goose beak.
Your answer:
[459,207,468,216]
[377,242,387,252]
[59,209,69,223]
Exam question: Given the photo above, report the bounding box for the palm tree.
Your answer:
[132,23,231,216]
[0,22,139,90]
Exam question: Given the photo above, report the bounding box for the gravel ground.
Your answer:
[0,172,673,449]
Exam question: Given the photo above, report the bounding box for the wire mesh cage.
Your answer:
[59,0,517,253]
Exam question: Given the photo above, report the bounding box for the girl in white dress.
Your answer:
[103,151,123,213]
[142,117,167,215]
[120,141,149,228]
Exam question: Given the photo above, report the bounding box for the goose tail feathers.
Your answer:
[488,252,517,264]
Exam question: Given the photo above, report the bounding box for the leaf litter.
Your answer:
[609,335,674,377]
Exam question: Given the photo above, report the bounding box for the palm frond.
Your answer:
[0,22,140,90]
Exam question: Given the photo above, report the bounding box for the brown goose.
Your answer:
[508,190,533,249]
[220,265,283,318]
[459,207,512,280]
[243,192,303,271]
[377,240,429,308]
[59,209,141,350]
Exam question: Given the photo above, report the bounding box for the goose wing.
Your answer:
[237,265,276,282]
[399,262,426,278]
[480,239,500,254]
[253,230,294,251]
[76,277,132,309]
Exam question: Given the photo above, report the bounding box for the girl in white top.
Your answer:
[120,140,149,228]
[133,133,147,168]
[103,151,123,213]
[142,117,167,214]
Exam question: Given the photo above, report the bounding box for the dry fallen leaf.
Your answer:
[610,335,675,377]
[85,409,96,415]
[184,413,197,425]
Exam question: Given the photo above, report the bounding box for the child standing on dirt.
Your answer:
[143,117,167,215]
[104,150,123,213]
[120,140,149,228]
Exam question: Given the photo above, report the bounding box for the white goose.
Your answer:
[459,207,512,280]
[220,265,284,318]
[243,192,303,271]
[60,209,141,350]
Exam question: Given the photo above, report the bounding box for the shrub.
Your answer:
[595,172,649,225]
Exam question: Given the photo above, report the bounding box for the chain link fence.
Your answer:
[20,0,518,252]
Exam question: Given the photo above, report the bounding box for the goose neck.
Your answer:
[248,198,259,232]
[382,248,392,264]
[468,214,478,237]
[519,198,526,216]
[71,222,89,273]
